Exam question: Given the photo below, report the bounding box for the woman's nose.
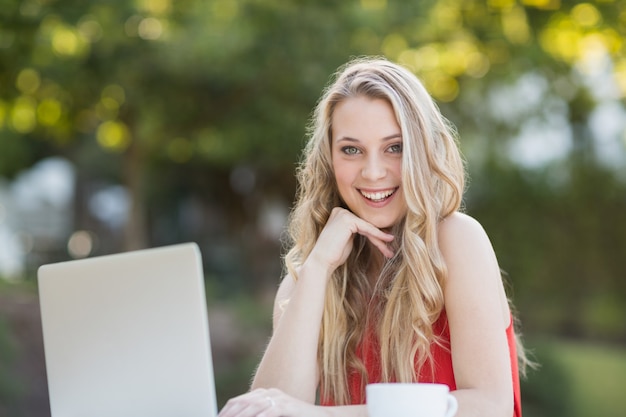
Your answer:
[361,156,387,180]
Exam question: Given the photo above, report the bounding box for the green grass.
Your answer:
[0,278,38,295]
[554,340,626,417]
[523,338,626,417]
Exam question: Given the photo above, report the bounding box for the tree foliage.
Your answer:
[1,0,625,338]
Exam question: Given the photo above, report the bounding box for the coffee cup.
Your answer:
[366,383,458,417]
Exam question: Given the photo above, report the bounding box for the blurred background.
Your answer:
[0,0,625,416]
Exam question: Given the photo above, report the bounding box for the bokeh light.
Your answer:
[78,16,103,42]
[11,96,37,133]
[16,68,41,94]
[96,120,131,151]
[37,99,63,126]
[67,230,95,259]
[51,25,89,57]
[136,0,172,15]
[138,17,163,40]
[360,0,387,12]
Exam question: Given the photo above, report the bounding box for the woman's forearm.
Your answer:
[451,388,512,417]
[251,260,331,402]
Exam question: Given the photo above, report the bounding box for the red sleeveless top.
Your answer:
[321,311,522,417]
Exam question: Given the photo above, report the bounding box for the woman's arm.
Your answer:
[216,208,394,417]
[439,212,514,417]
[219,388,367,417]
[250,261,329,401]
[251,208,394,401]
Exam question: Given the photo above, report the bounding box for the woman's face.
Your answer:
[331,96,407,229]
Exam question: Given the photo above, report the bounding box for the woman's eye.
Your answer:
[341,146,360,155]
[388,143,402,153]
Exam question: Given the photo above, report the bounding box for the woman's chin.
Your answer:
[365,217,399,230]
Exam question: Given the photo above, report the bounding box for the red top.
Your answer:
[322,311,522,417]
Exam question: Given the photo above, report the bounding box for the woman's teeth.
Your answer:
[360,189,396,202]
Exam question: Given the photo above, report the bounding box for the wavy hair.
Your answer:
[284,57,465,404]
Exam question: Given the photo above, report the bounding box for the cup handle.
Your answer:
[445,394,458,417]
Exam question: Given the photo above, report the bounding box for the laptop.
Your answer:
[37,243,218,417]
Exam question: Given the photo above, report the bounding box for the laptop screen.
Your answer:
[38,243,218,417]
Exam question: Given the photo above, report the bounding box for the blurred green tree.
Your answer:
[1,0,625,336]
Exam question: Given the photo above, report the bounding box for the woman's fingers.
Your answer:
[350,215,395,258]
[365,233,395,259]
[218,388,311,417]
[309,207,396,272]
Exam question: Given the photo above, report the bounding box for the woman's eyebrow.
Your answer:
[381,133,402,141]
[335,133,402,143]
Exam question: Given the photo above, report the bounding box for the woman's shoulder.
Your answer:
[437,211,489,245]
[436,213,511,333]
[436,211,498,271]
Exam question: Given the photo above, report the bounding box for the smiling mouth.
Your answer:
[359,188,398,202]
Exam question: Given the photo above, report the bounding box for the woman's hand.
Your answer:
[250,207,392,400]
[217,388,319,417]
[308,207,395,273]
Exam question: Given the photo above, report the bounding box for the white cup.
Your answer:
[366,383,458,417]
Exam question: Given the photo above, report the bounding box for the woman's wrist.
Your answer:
[300,253,335,284]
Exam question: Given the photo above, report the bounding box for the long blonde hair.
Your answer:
[284,57,465,404]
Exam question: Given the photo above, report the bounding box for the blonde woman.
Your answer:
[218,57,526,417]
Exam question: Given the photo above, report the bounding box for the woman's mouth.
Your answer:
[359,188,398,203]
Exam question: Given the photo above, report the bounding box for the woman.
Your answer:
[218,57,528,417]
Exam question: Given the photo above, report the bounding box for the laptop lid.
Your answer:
[38,243,218,417]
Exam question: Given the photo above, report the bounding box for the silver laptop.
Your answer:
[38,243,218,417]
